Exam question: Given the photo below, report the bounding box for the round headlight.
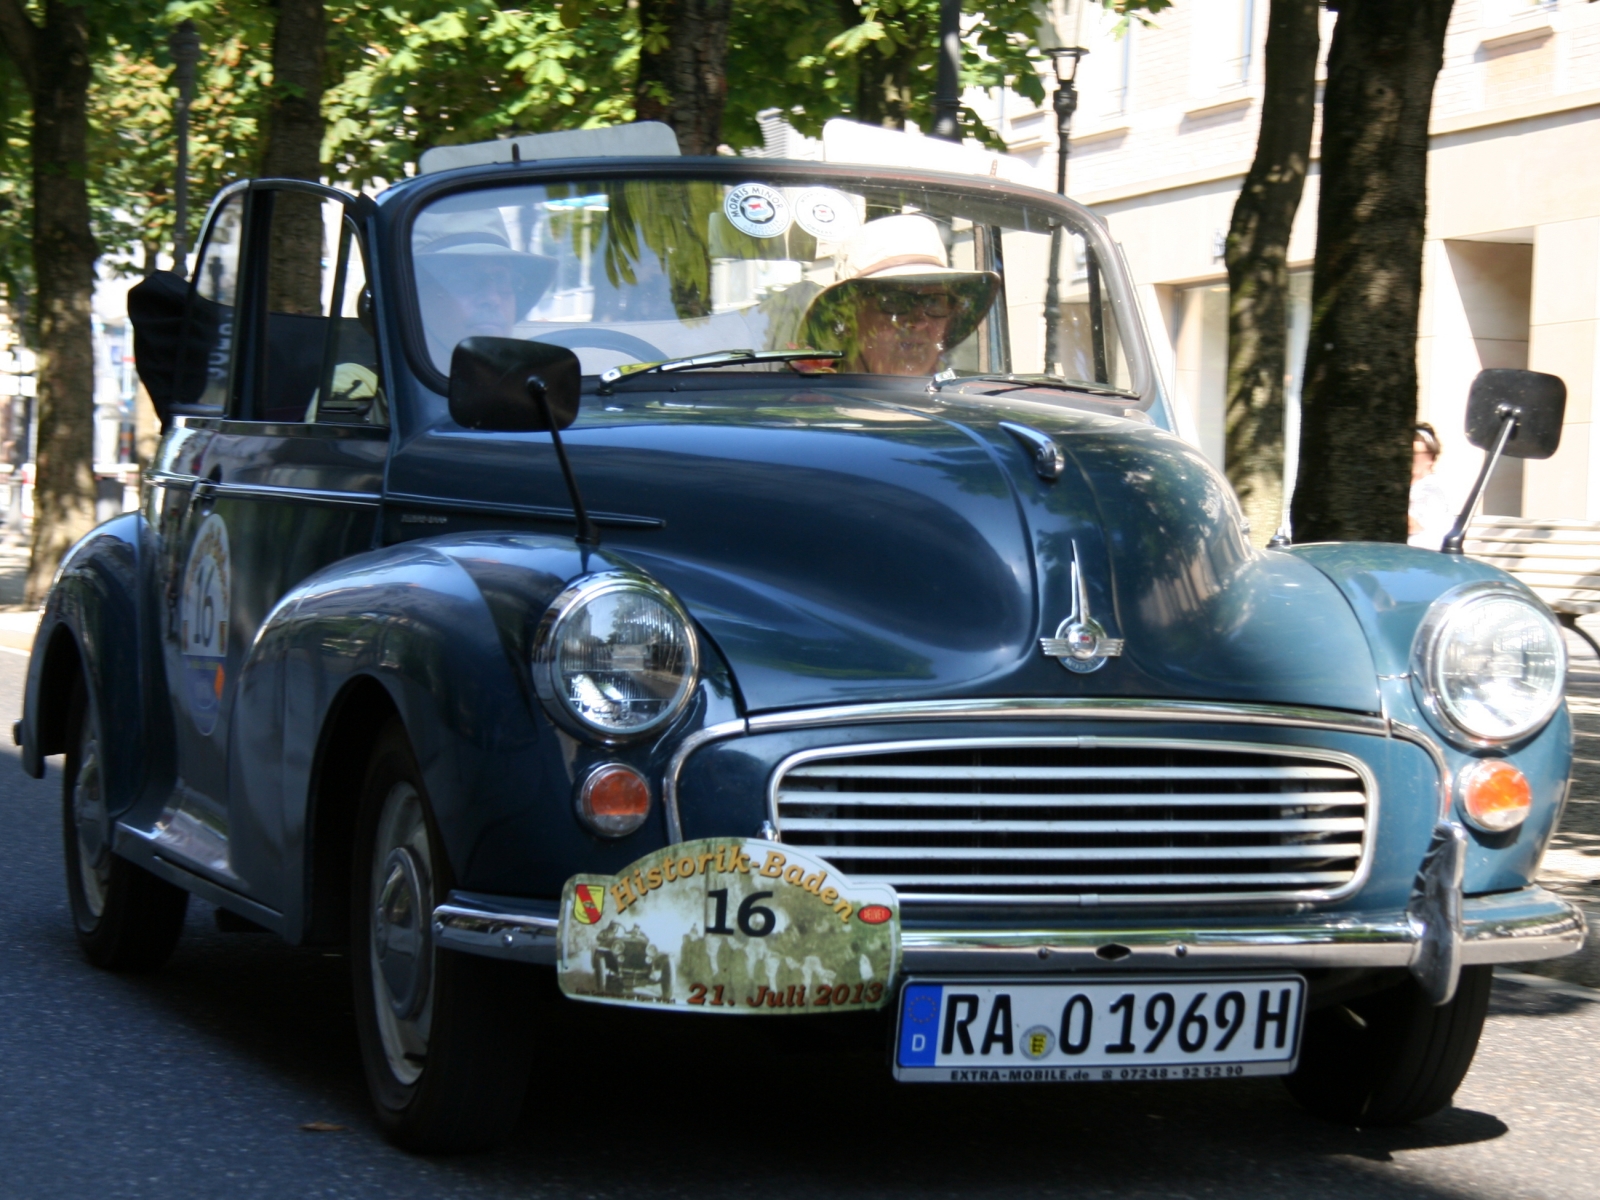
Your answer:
[534,573,699,738]
[1412,583,1565,745]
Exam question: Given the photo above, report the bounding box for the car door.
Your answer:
[147,180,389,907]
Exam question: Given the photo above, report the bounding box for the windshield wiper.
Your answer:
[598,349,842,393]
[933,373,1139,401]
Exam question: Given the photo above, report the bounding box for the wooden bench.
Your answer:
[1465,517,1600,655]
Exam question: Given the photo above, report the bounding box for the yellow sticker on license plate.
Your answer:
[558,839,899,1013]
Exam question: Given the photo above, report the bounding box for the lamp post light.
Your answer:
[169,20,201,276]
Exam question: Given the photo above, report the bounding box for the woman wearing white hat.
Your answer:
[796,214,1000,376]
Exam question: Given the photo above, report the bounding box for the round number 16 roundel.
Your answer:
[180,513,232,735]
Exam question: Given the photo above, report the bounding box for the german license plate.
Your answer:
[894,975,1304,1083]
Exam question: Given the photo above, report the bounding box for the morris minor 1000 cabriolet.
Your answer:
[22,123,1584,1152]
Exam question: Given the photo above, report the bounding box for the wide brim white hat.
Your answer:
[799,214,1001,354]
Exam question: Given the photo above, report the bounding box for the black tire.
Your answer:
[1284,966,1493,1126]
[62,677,188,972]
[350,720,536,1154]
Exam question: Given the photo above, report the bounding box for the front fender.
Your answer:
[1292,542,1573,895]
[236,532,740,938]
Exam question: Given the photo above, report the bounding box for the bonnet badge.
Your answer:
[1040,541,1124,674]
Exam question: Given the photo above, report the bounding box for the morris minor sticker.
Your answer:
[179,513,231,736]
[724,183,791,240]
[559,838,899,1013]
[791,188,859,243]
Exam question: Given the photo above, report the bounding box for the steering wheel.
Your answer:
[528,328,667,363]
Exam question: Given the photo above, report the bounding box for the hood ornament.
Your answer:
[1040,541,1124,673]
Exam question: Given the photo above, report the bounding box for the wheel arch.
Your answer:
[300,672,402,945]
[31,621,86,766]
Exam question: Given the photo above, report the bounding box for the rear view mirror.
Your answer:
[1465,368,1565,459]
[449,337,581,432]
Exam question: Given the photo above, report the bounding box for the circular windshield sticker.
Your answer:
[180,513,231,736]
[792,188,859,243]
[724,183,790,239]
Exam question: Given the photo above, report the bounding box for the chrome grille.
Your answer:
[770,739,1374,903]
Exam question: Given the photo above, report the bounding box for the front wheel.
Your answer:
[350,721,536,1154]
[62,678,188,971]
[1283,966,1493,1126]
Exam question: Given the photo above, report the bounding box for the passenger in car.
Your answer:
[796,214,999,376]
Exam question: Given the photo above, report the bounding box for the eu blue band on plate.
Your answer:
[898,983,944,1066]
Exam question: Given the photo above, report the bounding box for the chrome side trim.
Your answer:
[432,901,558,965]
[744,698,1389,737]
[146,470,199,490]
[207,481,383,508]
[765,736,1380,907]
[662,719,748,842]
[386,489,665,530]
[143,472,382,509]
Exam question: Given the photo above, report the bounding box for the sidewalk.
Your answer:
[1527,629,1600,986]
[0,538,27,612]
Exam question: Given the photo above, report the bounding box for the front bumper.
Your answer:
[433,883,1585,973]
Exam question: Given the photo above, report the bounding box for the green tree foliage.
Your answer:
[722,0,1171,151]
[723,0,1047,149]
[323,0,640,187]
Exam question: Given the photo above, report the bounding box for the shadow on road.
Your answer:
[98,905,1515,1199]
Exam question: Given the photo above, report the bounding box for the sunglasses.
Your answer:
[870,290,957,319]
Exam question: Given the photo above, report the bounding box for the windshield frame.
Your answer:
[383,155,1156,409]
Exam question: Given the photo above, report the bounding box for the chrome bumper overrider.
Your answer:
[433,884,1585,973]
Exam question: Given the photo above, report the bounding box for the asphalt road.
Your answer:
[2,651,1599,1199]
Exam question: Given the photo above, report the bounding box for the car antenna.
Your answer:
[526,376,599,547]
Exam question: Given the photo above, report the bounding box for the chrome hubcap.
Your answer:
[72,736,111,920]
[375,846,430,1019]
[369,781,434,1086]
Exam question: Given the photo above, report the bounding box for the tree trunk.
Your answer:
[1291,0,1455,543]
[634,0,734,154]
[0,0,99,603]
[260,0,326,316]
[1224,0,1320,547]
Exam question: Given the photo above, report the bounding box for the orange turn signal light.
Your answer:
[1458,759,1532,833]
[578,763,652,837]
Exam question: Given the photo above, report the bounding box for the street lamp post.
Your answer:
[169,20,201,277]
[1046,46,1087,196]
[931,0,963,142]
[1042,45,1087,374]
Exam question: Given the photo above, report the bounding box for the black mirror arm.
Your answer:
[529,376,598,547]
[1440,405,1517,555]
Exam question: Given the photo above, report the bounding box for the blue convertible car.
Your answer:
[21,125,1583,1151]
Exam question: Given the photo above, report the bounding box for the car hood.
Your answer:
[445,382,1381,715]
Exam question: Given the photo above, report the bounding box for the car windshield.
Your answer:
[409,170,1143,398]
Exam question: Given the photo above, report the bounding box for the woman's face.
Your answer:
[849,285,955,376]
[1412,437,1437,483]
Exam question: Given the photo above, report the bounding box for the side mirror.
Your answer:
[1441,368,1567,554]
[448,337,581,432]
[1465,368,1565,459]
